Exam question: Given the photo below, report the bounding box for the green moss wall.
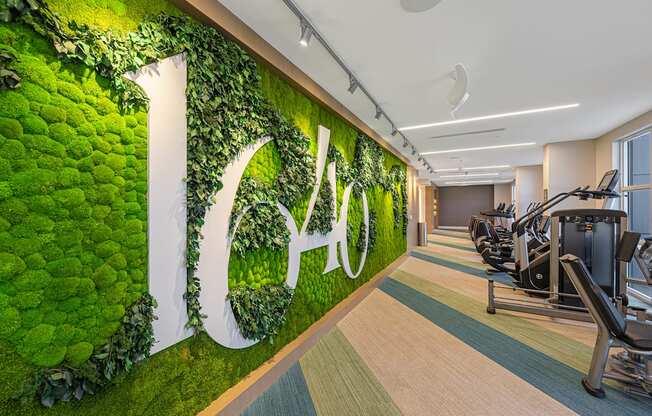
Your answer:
[0,21,148,371]
[0,1,407,415]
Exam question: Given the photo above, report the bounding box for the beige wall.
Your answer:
[543,139,596,211]
[424,186,434,232]
[406,166,419,249]
[595,109,652,187]
[493,183,513,207]
[515,165,543,216]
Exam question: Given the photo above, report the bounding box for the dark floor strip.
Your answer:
[410,250,513,286]
[428,239,477,252]
[379,278,651,416]
[241,363,317,416]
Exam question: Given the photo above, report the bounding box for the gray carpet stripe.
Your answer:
[240,363,317,416]
[410,250,513,286]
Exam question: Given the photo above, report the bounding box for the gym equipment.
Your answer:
[561,247,652,399]
[551,209,627,307]
[487,170,624,322]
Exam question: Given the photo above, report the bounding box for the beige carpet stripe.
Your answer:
[299,328,401,416]
[429,233,474,246]
[398,256,598,348]
[431,229,471,240]
[418,242,483,262]
[338,290,577,416]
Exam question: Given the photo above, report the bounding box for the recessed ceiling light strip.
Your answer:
[281,0,435,173]
[464,165,510,170]
[445,180,493,185]
[440,173,499,178]
[444,179,514,185]
[422,142,536,155]
[400,104,580,131]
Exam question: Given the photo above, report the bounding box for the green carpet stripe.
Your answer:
[390,269,593,373]
[240,363,316,416]
[428,239,477,252]
[299,328,401,416]
[379,278,651,416]
[410,250,513,286]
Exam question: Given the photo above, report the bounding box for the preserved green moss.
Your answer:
[0,118,23,140]
[39,105,66,124]
[0,23,148,374]
[65,341,93,366]
[0,91,29,119]
[19,115,48,135]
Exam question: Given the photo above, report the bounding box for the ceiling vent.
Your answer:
[428,128,506,140]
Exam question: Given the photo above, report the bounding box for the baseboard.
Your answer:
[197,253,408,416]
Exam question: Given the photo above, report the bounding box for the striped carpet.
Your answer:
[239,231,651,415]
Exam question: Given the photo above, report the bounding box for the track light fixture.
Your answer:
[299,21,312,46]
[348,75,358,94]
[283,0,431,178]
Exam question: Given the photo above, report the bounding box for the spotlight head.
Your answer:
[391,127,398,136]
[411,147,417,156]
[402,139,408,148]
[348,75,358,94]
[299,22,312,46]
[374,106,382,120]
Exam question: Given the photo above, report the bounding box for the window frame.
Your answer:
[618,127,652,283]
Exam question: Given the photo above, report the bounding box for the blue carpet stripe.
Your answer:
[410,250,513,286]
[241,363,317,416]
[379,277,651,416]
[428,239,477,252]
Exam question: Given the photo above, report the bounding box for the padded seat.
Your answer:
[560,254,652,398]
[623,320,652,350]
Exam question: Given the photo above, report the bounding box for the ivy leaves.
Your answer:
[230,179,291,257]
[306,176,334,235]
[227,284,294,343]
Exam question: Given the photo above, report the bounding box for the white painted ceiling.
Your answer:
[217,0,652,186]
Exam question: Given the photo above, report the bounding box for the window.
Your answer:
[621,130,651,235]
[620,129,652,290]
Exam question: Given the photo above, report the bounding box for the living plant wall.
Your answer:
[0,0,408,415]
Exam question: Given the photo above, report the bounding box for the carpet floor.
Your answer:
[239,231,651,415]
